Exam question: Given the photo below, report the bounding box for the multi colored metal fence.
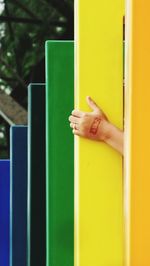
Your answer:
[1,1,150,265]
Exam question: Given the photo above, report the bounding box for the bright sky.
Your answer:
[0,2,5,39]
[0,2,4,14]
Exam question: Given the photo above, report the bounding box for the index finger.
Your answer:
[72,109,85,118]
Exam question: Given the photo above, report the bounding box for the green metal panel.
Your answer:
[27,84,46,266]
[46,41,74,266]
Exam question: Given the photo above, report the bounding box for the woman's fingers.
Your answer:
[72,129,81,136]
[70,123,79,130]
[71,109,84,117]
[69,115,80,124]
[70,123,74,128]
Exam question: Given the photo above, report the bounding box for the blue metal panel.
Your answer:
[10,126,27,266]
[0,160,10,266]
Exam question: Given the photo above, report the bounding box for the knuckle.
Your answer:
[73,129,77,135]
[78,119,82,125]
[79,120,84,128]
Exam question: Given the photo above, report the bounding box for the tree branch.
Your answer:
[0,15,42,24]
[0,89,27,125]
[49,0,74,19]
[0,75,16,82]
[0,15,67,26]
[12,0,40,20]
[4,0,21,75]
[0,56,26,89]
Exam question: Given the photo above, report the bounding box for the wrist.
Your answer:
[103,122,124,155]
[103,121,115,143]
[97,119,113,142]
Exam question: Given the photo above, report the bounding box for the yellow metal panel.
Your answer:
[75,1,124,265]
[125,0,150,265]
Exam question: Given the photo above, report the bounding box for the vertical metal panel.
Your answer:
[10,126,27,266]
[75,0,124,265]
[0,160,10,266]
[46,41,74,266]
[27,84,46,266]
[125,0,150,265]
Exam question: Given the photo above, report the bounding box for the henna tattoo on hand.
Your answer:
[89,117,102,135]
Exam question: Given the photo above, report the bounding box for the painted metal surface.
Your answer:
[27,84,46,266]
[75,0,124,265]
[46,41,74,266]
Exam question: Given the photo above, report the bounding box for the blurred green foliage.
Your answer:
[0,0,74,158]
[0,0,74,99]
[0,119,9,158]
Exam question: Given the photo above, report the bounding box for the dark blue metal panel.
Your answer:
[10,126,27,266]
[0,160,10,266]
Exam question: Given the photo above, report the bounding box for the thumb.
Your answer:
[86,96,100,113]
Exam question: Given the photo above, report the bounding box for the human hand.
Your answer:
[69,96,110,141]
